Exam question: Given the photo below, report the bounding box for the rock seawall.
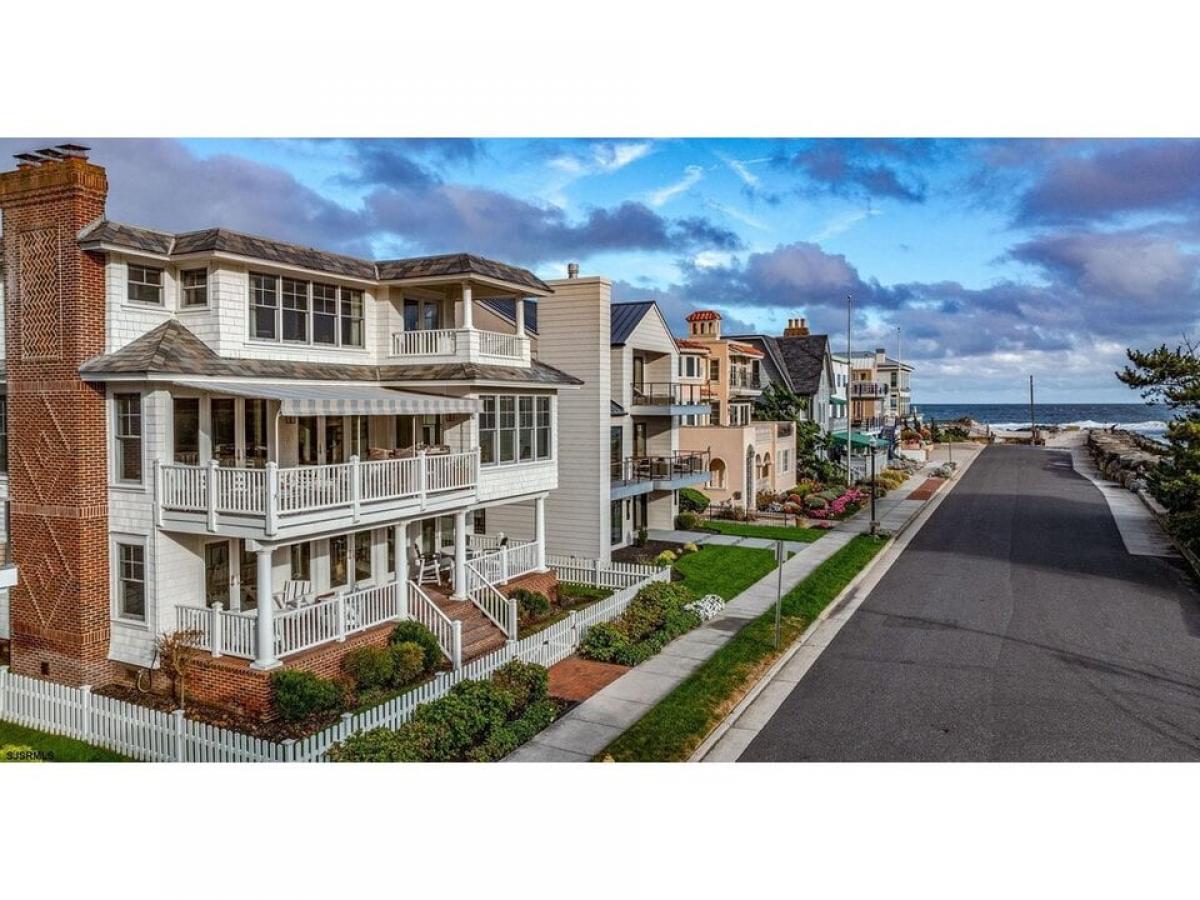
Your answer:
[1087,429,1166,489]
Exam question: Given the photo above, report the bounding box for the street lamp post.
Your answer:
[869,437,879,534]
[846,294,853,487]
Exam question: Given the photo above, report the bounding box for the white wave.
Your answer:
[985,419,1168,434]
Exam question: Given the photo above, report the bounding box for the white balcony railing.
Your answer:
[158,450,478,537]
[175,580,405,662]
[389,328,530,365]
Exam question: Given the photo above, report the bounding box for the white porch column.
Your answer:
[514,295,526,336]
[534,495,548,571]
[461,282,473,329]
[394,522,407,585]
[251,548,279,670]
[451,509,468,599]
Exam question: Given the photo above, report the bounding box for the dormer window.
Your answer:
[127,263,163,304]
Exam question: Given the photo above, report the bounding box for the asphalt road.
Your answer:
[740,445,1200,761]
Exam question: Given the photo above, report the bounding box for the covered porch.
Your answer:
[173,499,550,671]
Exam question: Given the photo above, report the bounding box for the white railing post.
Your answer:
[394,579,407,621]
[265,461,279,537]
[594,558,602,587]
[211,602,224,658]
[418,449,428,510]
[336,593,347,643]
[172,708,186,762]
[501,546,510,583]
[79,684,93,741]
[474,447,482,493]
[153,459,164,527]
[0,665,7,719]
[251,549,279,670]
[206,458,219,532]
[507,596,519,639]
[350,455,361,524]
[451,620,463,670]
[339,711,354,742]
[282,738,296,763]
[534,496,547,571]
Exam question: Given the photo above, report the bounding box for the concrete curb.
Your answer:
[690,446,984,762]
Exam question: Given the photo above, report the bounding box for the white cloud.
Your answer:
[649,165,705,207]
[717,152,767,188]
[809,207,882,242]
[706,199,767,230]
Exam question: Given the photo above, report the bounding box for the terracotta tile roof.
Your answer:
[78,220,548,291]
[674,337,710,354]
[79,320,582,386]
[727,340,764,358]
[685,309,721,322]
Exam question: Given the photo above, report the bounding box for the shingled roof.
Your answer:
[730,333,830,396]
[78,219,548,290]
[79,320,582,386]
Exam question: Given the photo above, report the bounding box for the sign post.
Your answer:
[774,540,786,649]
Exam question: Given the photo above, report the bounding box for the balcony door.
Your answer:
[632,355,645,392]
[209,396,270,468]
[633,422,647,458]
[204,541,232,608]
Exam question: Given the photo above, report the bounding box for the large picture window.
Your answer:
[251,274,363,348]
[479,394,553,467]
[114,392,143,484]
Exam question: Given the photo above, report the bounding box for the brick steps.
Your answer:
[432,596,508,662]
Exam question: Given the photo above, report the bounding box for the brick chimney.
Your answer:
[0,146,111,685]
[783,317,810,337]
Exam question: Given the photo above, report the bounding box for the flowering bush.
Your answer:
[806,488,869,520]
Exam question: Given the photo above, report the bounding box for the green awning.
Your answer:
[829,396,847,406]
[830,431,880,449]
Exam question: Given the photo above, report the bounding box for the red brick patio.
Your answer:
[547,656,629,702]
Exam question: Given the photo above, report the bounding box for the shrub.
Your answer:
[679,487,711,513]
[901,428,921,442]
[675,510,703,530]
[681,542,699,554]
[716,504,750,522]
[557,582,613,605]
[332,663,556,762]
[342,645,395,691]
[512,588,551,623]
[805,495,828,509]
[580,581,701,666]
[389,641,426,687]
[271,669,344,723]
[390,620,444,672]
[655,549,677,566]
[755,489,778,512]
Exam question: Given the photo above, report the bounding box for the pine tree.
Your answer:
[1117,340,1200,549]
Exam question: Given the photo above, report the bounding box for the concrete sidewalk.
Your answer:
[506,529,858,761]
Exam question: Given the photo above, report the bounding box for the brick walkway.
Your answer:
[906,476,945,501]
[548,657,630,703]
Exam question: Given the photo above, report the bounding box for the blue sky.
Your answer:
[9,137,1198,403]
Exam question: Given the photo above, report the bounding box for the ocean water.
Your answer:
[917,403,1172,442]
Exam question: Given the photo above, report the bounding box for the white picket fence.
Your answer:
[546,554,659,589]
[0,561,669,763]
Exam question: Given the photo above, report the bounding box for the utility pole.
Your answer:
[896,325,903,420]
[1029,375,1036,446]
[846,294,853,486]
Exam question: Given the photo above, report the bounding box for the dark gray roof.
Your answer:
[377,254,549,293]
[79,320,582,386]
[78,219,547,290]
[730,333,830,396]
[610,400,626,416]
[479,298,539,334]
[610,301,656,345]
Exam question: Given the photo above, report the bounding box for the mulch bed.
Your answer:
[611,540,684,565]
[907,477,946,502]
[94,683,335,742]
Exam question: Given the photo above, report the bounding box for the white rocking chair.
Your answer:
[410,541,442,586]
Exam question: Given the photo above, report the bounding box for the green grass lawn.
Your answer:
[672,544,779,601]
[700,520,827,543]
[603,534,889,762]
[0,720,129,762]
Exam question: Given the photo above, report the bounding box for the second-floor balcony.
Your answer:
[157,449,480,542]
[389,327,532,366]
[630,381,711,416]
[850,381,889,398]
[611,450,710,497]
[728,369,768,394]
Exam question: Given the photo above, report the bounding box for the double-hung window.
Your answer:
[354,531,372,584]
[535,397,551,459]
[181,269,208,307]
[479,397,497,464]
[518,397,535,461]
[498,397,517,464]
[312,283,339,345]
[341,288,364,348]
[114,393,143,484]
[281,278,309,342]
[116,542,146,622]
[127,264,163,304]
[250,273,278,340]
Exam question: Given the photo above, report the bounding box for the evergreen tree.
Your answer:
[1117,340,1200,549]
